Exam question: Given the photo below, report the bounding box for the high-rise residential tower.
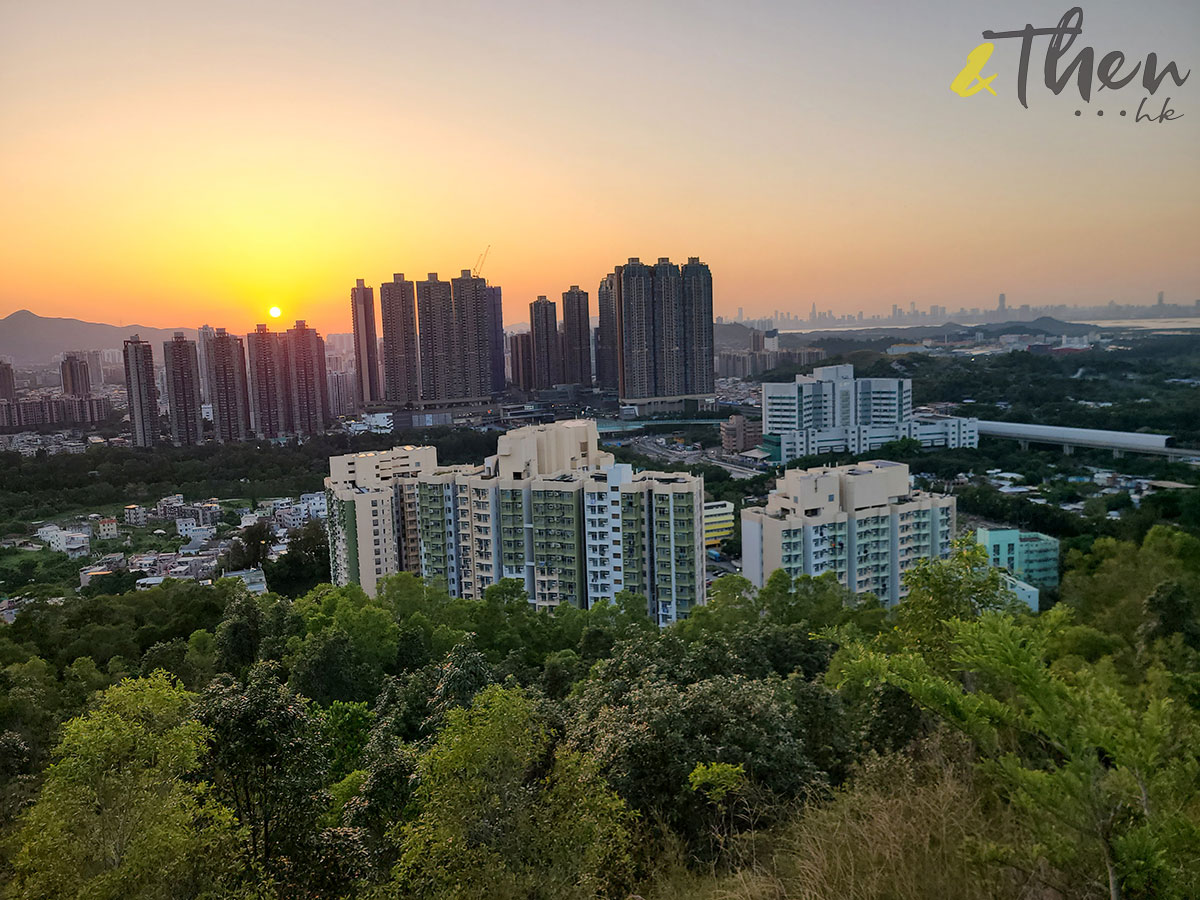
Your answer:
[595,271,620,391]
[529,296,561,390]
[652,258,684,397]
[451,269,494,403]
[196,324,217,405]
[600,256,715,412]
[509,332,534,391]
[380,273,419,406]
[286,320,330,437]
[327,370,357,418]
[122,334,159,448]
[487,285,505,394]
[616,258,654,399]
[60,354,91,397]
[681,257,715,394]
[79,350,105,391]
[246,324,292,439]
[163,332,203,446]
[351,278,380,407]
[0,361,14,402]
[209,328,251,443]
[761,364,977,461]
[416,273,454,404]
[561,286,592,386]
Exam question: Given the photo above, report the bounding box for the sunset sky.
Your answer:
[1,0,1197,335]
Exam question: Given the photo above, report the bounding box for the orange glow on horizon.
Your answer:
[0,2,1195,335]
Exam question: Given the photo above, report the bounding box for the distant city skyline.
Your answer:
[1,2,1195,334]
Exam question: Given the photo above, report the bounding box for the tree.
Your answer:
[570,661,820,843]
[264,520,331,598]
[391,684,634,899]
[424,635,493,732]
[213,592,263,677]
[893,538,1020,670]
[341,681,423,858]
[8,672,238,900]
[226,521,273,571]
[196,663,329,870]
[835,607,1200,900]
[289,628,378,705]
[184,629,217,687]
[322,700,373,781]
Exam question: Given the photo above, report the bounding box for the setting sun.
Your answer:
[268,306,281,319]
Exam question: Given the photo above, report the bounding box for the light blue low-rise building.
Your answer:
[976,527,1059,589]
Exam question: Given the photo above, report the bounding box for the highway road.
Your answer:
[626,436,766,480]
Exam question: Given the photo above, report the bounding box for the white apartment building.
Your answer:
[761,364,977,461]
[582,464,706,626]
[299,492,328,519]
[47,528,91,559]
[742,460,955,605]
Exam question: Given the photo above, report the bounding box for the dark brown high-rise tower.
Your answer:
[163,332,203,446]
[123,334,159,447]
[561,286,592,387]
[380,273,419,405]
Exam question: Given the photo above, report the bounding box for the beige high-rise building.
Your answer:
[491,418,613,478]
[581,464,706,626]
[741,460,955,605]
[325,445,439,597]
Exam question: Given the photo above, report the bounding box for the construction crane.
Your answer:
[472,244,491,278]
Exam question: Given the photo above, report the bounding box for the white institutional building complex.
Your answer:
[325,419,705,626]
[741,460,956,605]
[761,364,978,461]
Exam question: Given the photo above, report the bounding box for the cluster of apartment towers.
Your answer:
[325,419,707,627]
[119,256,716,448]
[120,322,330,448]
[349,257,716,412]
[325,418,963,621]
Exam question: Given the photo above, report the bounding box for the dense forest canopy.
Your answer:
[0,532,1196,898]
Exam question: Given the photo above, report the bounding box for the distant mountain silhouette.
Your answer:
[0,310,197,365]
[767,316,1097,346]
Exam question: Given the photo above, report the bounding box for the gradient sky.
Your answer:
[1,0,1197,335]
